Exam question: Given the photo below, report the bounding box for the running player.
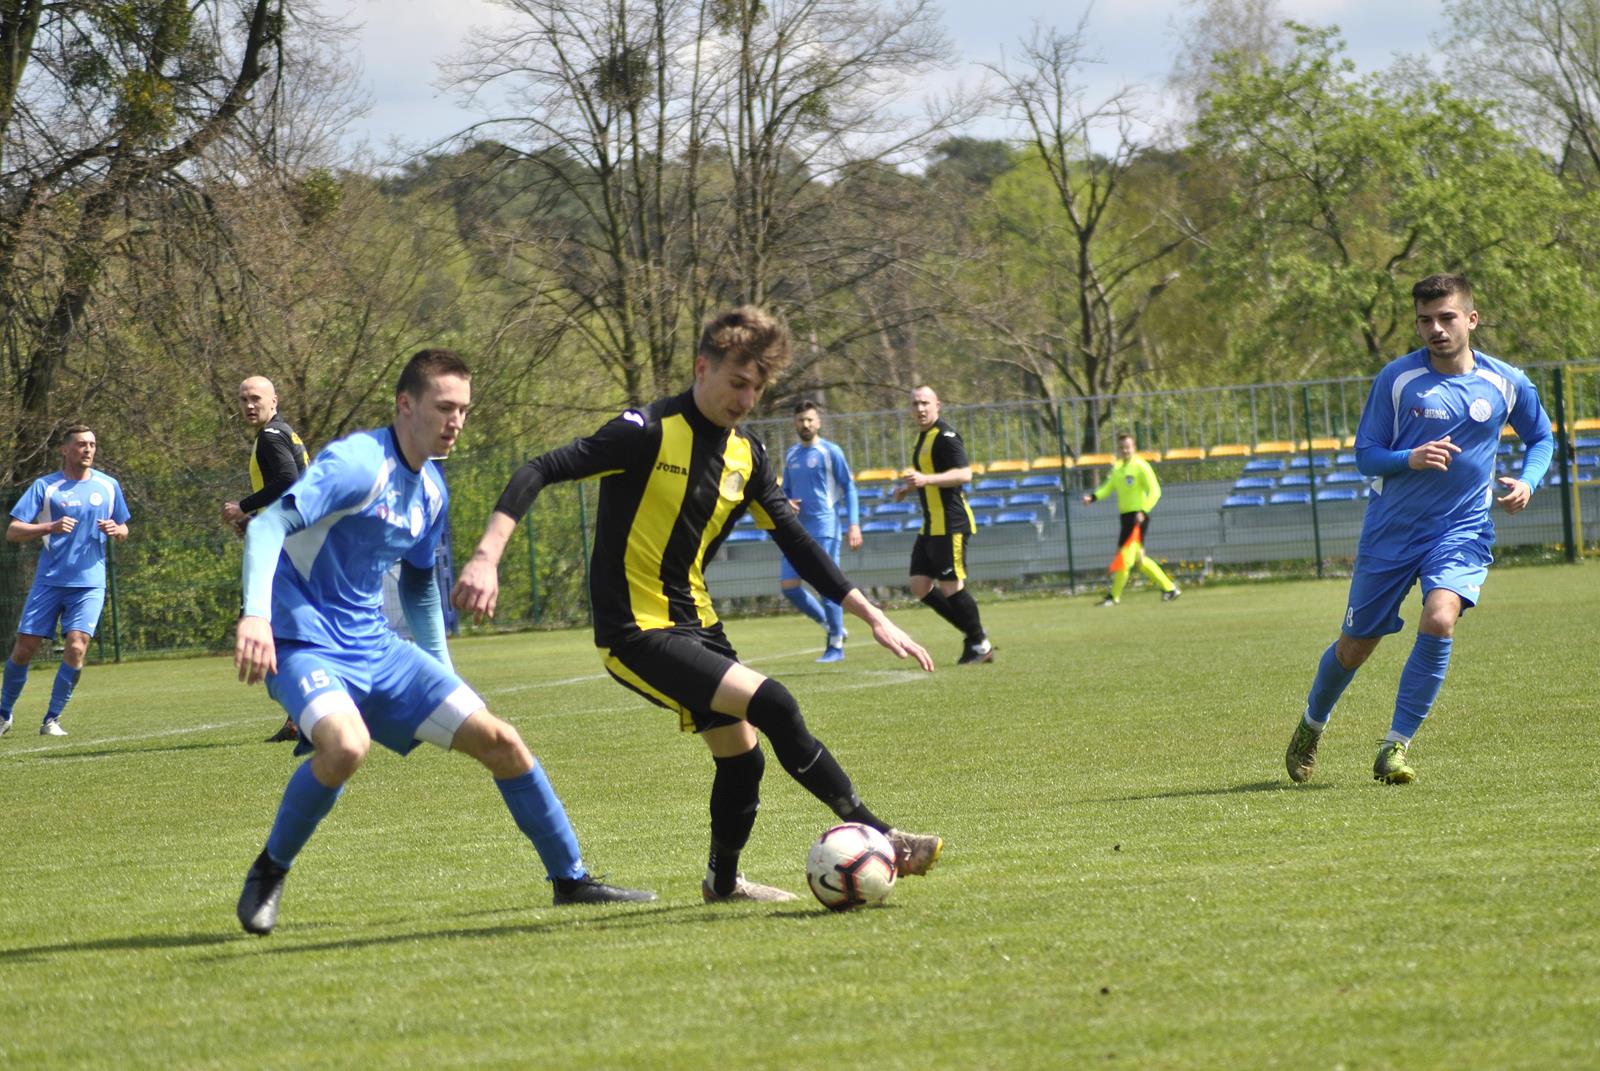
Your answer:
[1,426,130,737]
[232,349,654,935]
[453,307,944,903]
[780,400,861,662]
[1080,430,1180,605]
[1284,274,1554,784]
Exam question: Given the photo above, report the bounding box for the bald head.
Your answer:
[238,376,279,429]
[911,385,941,430]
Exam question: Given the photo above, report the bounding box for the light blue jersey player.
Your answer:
[1285,275,1555,785]
[1,425,130,738]
[780,400,861,662]
[231,349,653,936]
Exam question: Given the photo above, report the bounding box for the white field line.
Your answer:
[0,719,243,760]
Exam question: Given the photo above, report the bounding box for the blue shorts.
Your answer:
[17,584,105,639]
[266,631,484,756]
[780,533,841,584]
[1342,535,1493,638]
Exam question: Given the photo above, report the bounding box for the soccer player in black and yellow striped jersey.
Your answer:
[892,385,994,664]
[454,307,944,903]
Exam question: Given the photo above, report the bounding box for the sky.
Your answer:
[325,0,1448,161]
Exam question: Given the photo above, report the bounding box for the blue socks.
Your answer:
[1,658,27,718]
[1304,642,1357,728]
[822,596,845,643]
[496,764,585,881]
[265,760,344,868]
[781,585,828,627]
[1389,633,1452,743]
[46,663,81,722]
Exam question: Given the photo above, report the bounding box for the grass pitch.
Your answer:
[2,566,1597,1070]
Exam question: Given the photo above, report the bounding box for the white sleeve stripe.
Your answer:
[1474,368,1514,417]
[1390,367,1429,442]
[283,457,396,580]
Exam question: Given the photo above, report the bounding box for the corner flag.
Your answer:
[1110,524,1142,573]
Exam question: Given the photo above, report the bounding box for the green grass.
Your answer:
[3,565,1597,1070]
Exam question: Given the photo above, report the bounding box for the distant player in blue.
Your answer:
[1,425,130,738]
[1285,274,1554,785]
[231,349,654,936]
[781,400,862,662]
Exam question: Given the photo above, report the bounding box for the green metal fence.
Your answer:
[2,364,1594,662]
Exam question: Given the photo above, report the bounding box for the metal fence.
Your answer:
[2,364,1595,662]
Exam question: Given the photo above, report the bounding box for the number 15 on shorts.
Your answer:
[299,668,332,695]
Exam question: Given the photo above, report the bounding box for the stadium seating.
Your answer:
[1242,458,1284,474]
[1289,455,1333,469]
[1253,440,1296,456]
[855,467,899,483]
[1279,473,1314,488]
[993,510,1041,527]
[725,529,766,543]
[982,459,1029,475]
[974,477,1018,492]
[1301,436,1343,452]
[1019,473,1063,490]
[1160,446,1207,461]
[1074,452,1116,467]
[1208,443,1252,458]
[873,501,915,516]
[1006,492,1053,509]
[1336,452,1357,465]
[1233,476,1274,491]
[1269,490,1311,505]
[859,520,900,534]
[1324,470,1365,485]
[1223,493,1265,507]
[1030,455,1069,470]
[1316,488,1360,502]
[902,519,923,531]
[967,495,1006,511]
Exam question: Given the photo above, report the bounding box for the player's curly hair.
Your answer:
[397,349,471,398]
[1412,273,1473,309]
[697,306,790,385]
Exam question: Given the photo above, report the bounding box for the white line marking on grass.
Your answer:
[485,645,823,695]
[0,720,245,759]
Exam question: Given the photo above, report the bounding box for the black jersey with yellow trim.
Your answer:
[495,390,853,646]
[911,418,976,536]
[241,416,310,514]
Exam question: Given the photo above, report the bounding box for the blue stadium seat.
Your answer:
[1316,488,1360,502]
[1289,455,1333,469]
[974,477,1018,492]
[1269,491,1312,505]
[1242,458,1284,474]
[1576,454,1599,468]
[1324,470,1364,485]
[1279,473,1314,488]
[856,487,885,502]
[1576,436,1600,450]
[735,512,756,526]
[860,520,901,534]
[724,529,766,543]
[1006,492,1052,508]
[902,519,923,531]
[1223,493,1265,508]
[1019,473,1063,490]
[1496,442,1515,457]
[993,510,1040,526]
[1233,476,1274,490]
[874,500,915,516]
[967,495,1006,511]
[1336,452,1357,466]
[974,514,994,526]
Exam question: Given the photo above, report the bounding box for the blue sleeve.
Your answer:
[111,480,130,525]
[832,443,860,526]
[398,560,452,670]
[1353,369,1411,477]
[240,501,306,619]
[1509,372,1555,491]
[282,437,377,528]
[10,478,44,522]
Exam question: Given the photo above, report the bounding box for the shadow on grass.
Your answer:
[17,740,247,762]
[1091,779,1335,803]
[0,931,239,963]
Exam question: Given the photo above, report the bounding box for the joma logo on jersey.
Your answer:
[655,460,689,477]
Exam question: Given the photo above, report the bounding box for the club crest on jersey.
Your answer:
[89,492,103,506]
[721,469,746,497]
[1469,398,1493,422]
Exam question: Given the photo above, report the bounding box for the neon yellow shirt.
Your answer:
[1091,455,1162,514]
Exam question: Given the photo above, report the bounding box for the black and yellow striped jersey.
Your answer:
[241,416,309,514]
[911,419,976,536]
[496,390,853,646]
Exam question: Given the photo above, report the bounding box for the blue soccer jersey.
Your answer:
[270,427,448,650]
[9,470,130,588]
[1355,349,1552,560]
[782,437,859,540]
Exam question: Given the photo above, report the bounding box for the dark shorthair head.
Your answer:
[698,307,790,386]
[1412,273,1473,310]
[793,398,820,416]
[396,349,471,399]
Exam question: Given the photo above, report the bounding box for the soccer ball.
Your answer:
[805,822,897,911]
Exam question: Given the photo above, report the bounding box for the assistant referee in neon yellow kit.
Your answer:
[1080,430,1180,606]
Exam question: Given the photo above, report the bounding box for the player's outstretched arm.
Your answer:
[842,589,934,672]
[452,511,515,620]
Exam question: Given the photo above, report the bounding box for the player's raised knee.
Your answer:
[454,709,534,778]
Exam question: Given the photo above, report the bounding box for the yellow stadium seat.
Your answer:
[1343,434,1358,448]
[1159,446,1207,462]
[1030,456,1072,470]
[1253,440,1295,456]
[1207,443,1252,458]
[983,459,1029,474]
[855,467,900,483]
[1574,417,1600,432]
[969,462,987,475]
[1074,452,1116,467]
[1302,437,1342,452]
[1500,425,1517,439]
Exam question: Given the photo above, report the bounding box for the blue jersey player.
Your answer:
[2,425,130,738]
[1285,274,1555,785]
[231,349,653,936]
[780,400,862,662]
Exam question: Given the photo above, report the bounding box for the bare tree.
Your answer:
[1167,0,1291,120]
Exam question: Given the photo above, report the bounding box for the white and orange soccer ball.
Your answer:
[805,822,897,911]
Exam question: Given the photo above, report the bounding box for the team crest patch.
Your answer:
[89,492,103,506]
[1469,398,1493,422]
[721,469,746,497]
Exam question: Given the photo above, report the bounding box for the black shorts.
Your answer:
[1118,512,1152,545]
[910,532,970,582]
[600,624,743,733]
